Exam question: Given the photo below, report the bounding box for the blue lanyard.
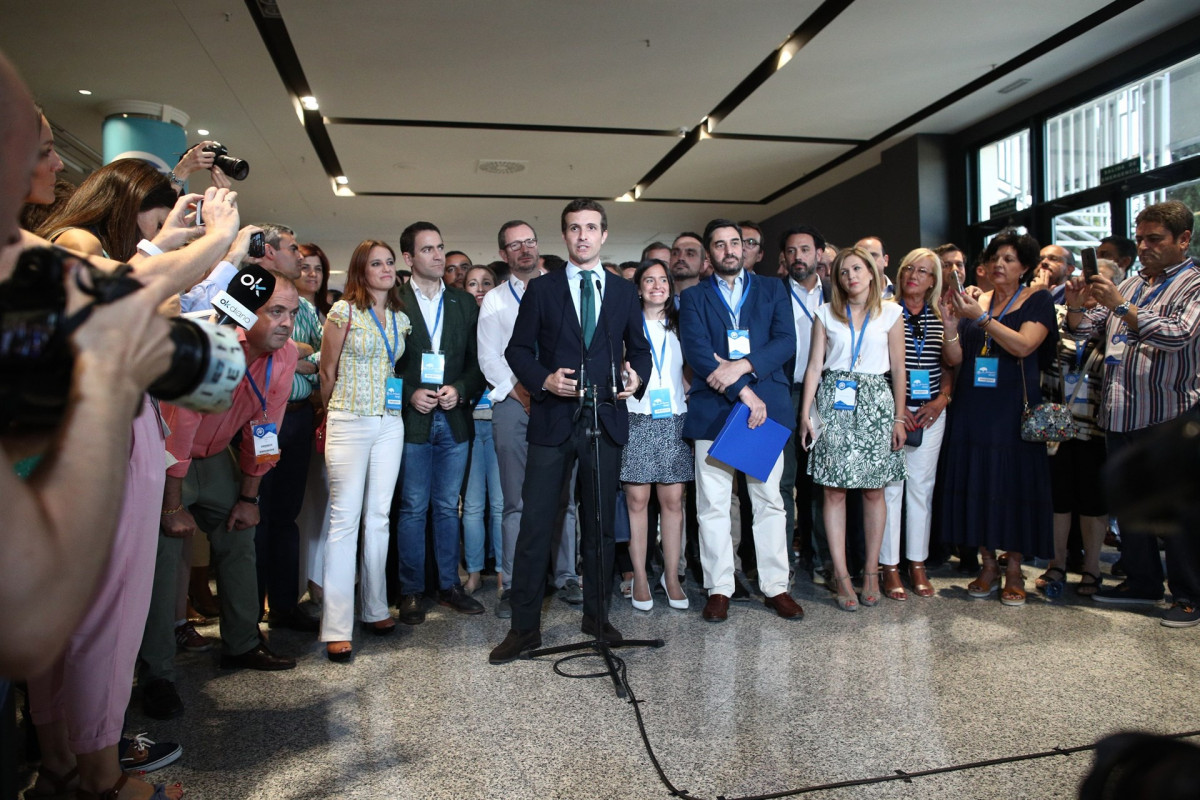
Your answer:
[425,293,444,341]
[712,272,750,328]
[789,280,822,322]
[245,355,272,418]
[982,288,1021,355]
[508,280,522,306]
[902,303,928,361]
[368,307,400,365]
[642,317,667,381]
[846,305,868,370]
[1130,265,1186,308]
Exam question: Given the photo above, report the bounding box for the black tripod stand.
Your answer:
[525,383,664,699]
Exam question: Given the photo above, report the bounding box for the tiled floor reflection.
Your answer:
[121,562,1200,799]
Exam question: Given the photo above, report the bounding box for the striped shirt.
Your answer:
[1043,304,1107,439]
[896,301,944,402]
[1068,259,1200,433]
[288,296,322,402]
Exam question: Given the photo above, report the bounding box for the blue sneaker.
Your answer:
[1161,601,1200,628]
[1092,581,1162,605]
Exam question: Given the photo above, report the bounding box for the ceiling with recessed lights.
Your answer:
[1,0,1195,276]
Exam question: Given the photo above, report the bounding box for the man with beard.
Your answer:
[679,219,800,623]
[670,232,707,295]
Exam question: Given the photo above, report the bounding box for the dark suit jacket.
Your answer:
[396,282,485,444]
[679,272,797,441]
[505,267,651,447]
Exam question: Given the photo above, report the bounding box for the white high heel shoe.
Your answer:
[631,577,653,611]
[661,573,689,610]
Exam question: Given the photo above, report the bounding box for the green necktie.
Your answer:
[580,274,596,348]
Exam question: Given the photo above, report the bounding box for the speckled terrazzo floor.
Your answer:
[32,555,1200,800]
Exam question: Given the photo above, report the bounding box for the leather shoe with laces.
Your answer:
[702,593,730,622]
[398,593,426,624]
[219,642,296,671]
[438,586,485,615]
[764,591,805,619]
[140,678,184,720]
[489,628,542,664]
[581,614,623,643]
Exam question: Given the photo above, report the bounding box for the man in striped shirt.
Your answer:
[1065,200,1200,627]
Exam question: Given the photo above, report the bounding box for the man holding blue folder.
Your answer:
[679,219,801,622]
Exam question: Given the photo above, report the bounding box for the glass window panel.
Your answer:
[1130,176,1200,263]
[977,129,1031,221]
[1046,52,1200,201]
[1051,202,1112,270]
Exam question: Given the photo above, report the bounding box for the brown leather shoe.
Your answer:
[702,593,730,622]
[764,592,805,620]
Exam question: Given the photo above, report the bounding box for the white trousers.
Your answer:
[882,410,945,565]
[320,411,404,642]
[694,439,788,597]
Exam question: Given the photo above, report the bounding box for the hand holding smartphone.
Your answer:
[1081,246,1099,281]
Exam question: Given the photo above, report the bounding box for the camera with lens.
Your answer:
[0,247,247,433]
[201,141,250,181]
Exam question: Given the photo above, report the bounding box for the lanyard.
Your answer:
[789,280,822,322]
[424,293,444,341]
[982,288,1021,355]
[1130,266,1185,308]
[903,303,928,361]
[712,272,751,328]
[846,304,868,370]
[245,354,273,419]
[508,280,522,306]
[642,317,667,382]
[368,307,400,365]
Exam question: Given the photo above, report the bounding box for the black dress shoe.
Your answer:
[141,678,184,720]
[398,593,426,624]
[267,608,320,632]
[438,586,485,615]
[581,615,623,643]
[489,628,542,664]
[220,642,296,671]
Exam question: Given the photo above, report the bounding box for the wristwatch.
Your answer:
[1113,302,1131,318]
[238,494,259,505]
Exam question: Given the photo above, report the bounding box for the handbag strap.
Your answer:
[1019,358,1029,411]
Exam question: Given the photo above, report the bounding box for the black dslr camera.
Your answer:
[0,248,246,433]
[201,141,250,181]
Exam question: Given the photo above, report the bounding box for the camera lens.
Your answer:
[213,154,249,181]
[149,319,246,413]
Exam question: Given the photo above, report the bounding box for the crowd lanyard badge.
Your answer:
[1062,340,1089,413]
[905,304,931,400]
[835,304,869,410]
[789,281,822,323]
[713,274,752,359]
[246,355,280,463]
[643,317,672,419]
[421,294,446,385]
[370,308,405,411]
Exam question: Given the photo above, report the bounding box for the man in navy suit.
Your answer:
[679,219,803,623]
[489,199,651,664]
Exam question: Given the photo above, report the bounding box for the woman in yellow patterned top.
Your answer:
[318,240,411,662]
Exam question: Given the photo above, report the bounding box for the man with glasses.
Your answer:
[1033,243,1075,303]
[477,221,582,618]
[739,220,766,276]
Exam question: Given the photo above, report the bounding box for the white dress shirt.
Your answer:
[477,273,534,403]
[566,262,605,329]
[412,279,446,351]
[789,276,824,383]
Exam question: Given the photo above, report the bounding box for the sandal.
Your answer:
[833,574,858,612]
[1035,566,1067,590]
[967,556,1000,598]
[881,565,907,601]
[29,766,78,799]
[76,774,182,800]
[1076,571,1103,596]
[1001,570,1026,607]
[909,561,934,598]
[326,642,353,663]
[859,572,881,607]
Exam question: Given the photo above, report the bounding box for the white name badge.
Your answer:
[910,369,932,400]
[648,388,672,419]
[1105,332,1128,365]
[833,378,858,410]
[421,350,446,384]
[476,393,492,410]
[1063,373,1088,413]
[385,376,404,411]
[252,422,280,464]
[727,329,751,359]
[974,357,999,387]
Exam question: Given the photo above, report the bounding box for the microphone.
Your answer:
[211,264,276,328]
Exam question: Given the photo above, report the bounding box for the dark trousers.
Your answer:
[511,416,618,631]
[256,401,314,617]
[1108,423,1200,601]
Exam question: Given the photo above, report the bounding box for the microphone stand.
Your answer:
[526,278,664,699]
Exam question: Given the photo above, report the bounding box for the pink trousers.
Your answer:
[27,398,164,753]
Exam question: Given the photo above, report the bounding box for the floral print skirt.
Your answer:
[808,370,907,489]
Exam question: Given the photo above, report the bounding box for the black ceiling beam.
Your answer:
[354,191,756,205]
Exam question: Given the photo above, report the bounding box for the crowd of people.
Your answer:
[3,44,1200,799]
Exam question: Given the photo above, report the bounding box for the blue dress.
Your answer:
[937,289,1058,557]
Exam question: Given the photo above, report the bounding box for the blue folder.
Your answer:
[707,401,791,483]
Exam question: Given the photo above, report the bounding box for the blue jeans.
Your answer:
[463,419,503,573]
[396,411,470,593]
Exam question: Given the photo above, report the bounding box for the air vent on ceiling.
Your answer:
[477,159,527,175]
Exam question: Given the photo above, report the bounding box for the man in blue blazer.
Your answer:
[489,199,651,664]
[679,219,803,623]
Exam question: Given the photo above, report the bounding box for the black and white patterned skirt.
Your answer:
[620,413,694,484]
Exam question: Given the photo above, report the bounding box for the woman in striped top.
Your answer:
[882,249,962,600]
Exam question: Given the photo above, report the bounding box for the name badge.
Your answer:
[476,393,492,410]
[385,376,404,411]
[909,369,932,400]
[1105,331,1128,365]
[648,388,672,419]
[727,329,751,360]
[974,357,999,387]
[833,378,858,410]
[1063,373,1088,413]
[253,422,280,464]
[421,350,446,385]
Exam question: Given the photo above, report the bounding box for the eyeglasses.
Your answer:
[504,238,538,252]
[743,238,760,248]
[901,266,935,278]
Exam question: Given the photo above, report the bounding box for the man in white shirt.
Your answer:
[477,220,581,618]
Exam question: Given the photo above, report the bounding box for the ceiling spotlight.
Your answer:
[777,36,801,70]
[335,185,355,197]
[335,175,349,185]
[197,128,210,136]
[300,95,319,110]
[616,192,635,203]
[78,89,92,95]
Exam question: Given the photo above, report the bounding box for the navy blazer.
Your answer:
[679,273,797,441]
[505,268,651,447]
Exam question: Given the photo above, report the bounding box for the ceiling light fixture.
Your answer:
[616,192,635,203]
[300,95,319,110]
[335,175,349,185]
[997,78,1032,94]
[197,128,210,136]
[78,89,92,95]
[777,36,801,70]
